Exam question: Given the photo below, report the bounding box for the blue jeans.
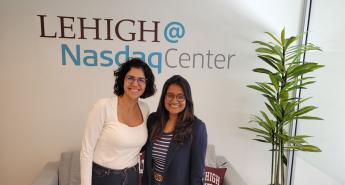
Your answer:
[92,162,138,185]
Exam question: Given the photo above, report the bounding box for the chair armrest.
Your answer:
[32,161,59,185]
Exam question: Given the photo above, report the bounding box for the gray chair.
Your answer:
[32,150,80,185]
[32,145,247,185]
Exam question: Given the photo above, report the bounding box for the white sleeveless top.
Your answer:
[80,96,149,185]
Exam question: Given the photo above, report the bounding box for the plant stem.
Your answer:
[280,137,285,185]
[274,144,279,185]
[271,142,274,185]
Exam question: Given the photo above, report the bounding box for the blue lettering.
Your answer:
[100,50,113,67]
[115,45,129,65]
[61,44,80,65]
[83,50,98,66]
[148,52,162,73]
[60,44,163,74]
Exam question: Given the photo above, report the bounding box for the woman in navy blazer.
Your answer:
[142,75,208,185]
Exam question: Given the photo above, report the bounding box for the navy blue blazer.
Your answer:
[142,112,208,185]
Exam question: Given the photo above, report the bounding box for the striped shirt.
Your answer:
[152,132,174,173]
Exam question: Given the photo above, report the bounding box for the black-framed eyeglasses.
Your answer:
[125,75,146,85]
[165,93,186,102]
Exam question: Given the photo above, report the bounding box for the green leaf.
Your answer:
[265,31,281,46]
[259,54,280,62]
[262,94,277,103]
[260,111,272,124]
[293,135,312,139]
[247,85,274,96]
[253,41,274,50]
[284,35,300,50]
[269,73,280,90]
[282,153,288,165]
[257,135,273,142]
[265,103,279,120]
[273,45,283,58]
[288,63,324,78]
[286,135,312,144]
[281,28,285,47]
[283,77,315,91]
[258,55,279,71]
[292,106,318,117]
[250,117,272,133]
[256,82,276,94]
[305,43,322,51]
[280,90,289,105]
[256,47,275,55]
[286,81,316,92]
[239,127,270,136]
[252,114,276,131]
[253,139,270,143]
[286,145,321,152]
[298,116,323,120]
[253,68,273,74]
[284,97,311,114]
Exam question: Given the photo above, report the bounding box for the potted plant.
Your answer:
[240,28,323,185]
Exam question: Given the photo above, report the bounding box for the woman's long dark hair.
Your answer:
[151,75,195,144]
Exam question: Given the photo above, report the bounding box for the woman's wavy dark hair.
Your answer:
[113,58,156,98]
[151,75,195,144]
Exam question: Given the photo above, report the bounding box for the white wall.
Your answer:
[294,157,341,185]
[293,0,345,184]
[0,1,304,185]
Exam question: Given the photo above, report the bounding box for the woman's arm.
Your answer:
[140,112,156,152]
[141,112,157,185]
[190,119,208,185]
[80,100,106,185]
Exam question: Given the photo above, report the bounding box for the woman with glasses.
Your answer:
[142,75,208,185]
[80,58,156,185]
